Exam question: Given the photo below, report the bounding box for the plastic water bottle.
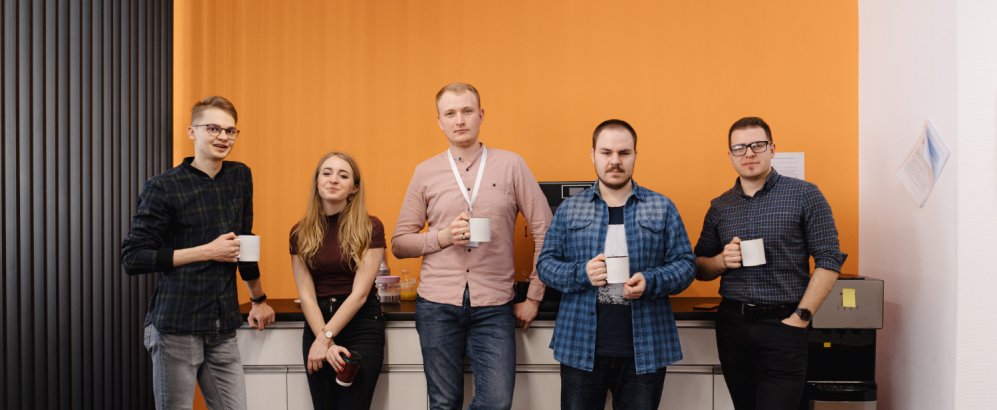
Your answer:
[377,259,390,276]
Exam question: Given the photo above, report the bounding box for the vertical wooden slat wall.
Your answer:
[1,0,172,408]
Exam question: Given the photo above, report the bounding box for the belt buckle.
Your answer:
[741,303,756,316]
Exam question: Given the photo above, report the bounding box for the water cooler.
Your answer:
[804,277,884,410]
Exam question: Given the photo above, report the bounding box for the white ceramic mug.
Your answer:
[605,256,630,284]
[469,217,491,243]
[740,238,766,267]
[237,235,261,262]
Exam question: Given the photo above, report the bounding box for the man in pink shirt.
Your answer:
[392,82,552,410]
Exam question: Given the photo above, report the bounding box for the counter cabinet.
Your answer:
[237,319,734,410]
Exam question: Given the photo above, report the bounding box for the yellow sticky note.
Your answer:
[842,288,856,308]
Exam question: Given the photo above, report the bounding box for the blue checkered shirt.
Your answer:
[694,170,847,304]
[538,181,695,374]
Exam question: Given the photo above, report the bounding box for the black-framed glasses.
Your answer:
[729,140,771,157]
[192,124,240,139]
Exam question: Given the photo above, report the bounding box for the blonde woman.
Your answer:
[290,152,385,409]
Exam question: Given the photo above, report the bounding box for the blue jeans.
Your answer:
[415,289,516,410]
[143,324,247,410]
[560,358,666,410]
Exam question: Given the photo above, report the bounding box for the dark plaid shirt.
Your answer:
[694,170,847,304]
[538,181,696,374]
[122,157,259,334]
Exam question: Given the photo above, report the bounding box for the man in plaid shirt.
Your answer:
[122,96,276,410]
[538,119,696,409]
[694,117,846,410]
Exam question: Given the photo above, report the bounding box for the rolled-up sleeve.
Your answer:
[237,166,260,281]
[803,185,847,272]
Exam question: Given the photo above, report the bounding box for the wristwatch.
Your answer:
[323,329,334,340]
[795,307,813,322]
[250,293,267,304]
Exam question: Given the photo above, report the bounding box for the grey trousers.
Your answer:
[144,324,248,410]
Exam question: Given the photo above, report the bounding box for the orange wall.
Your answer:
[173,0,858,302]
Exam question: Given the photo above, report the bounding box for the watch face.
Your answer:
[325,330,333,339]
[798,308,813,321]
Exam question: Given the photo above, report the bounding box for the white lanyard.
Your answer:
[446,145,488,213]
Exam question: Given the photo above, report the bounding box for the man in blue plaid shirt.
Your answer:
[538,119,696,410]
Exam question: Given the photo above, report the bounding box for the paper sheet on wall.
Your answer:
[896,119,950,206]
[772,152,805,180]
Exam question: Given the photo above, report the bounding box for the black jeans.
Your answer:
[559,358,666,410]
[715,300,809,410]
[301,293,385,410]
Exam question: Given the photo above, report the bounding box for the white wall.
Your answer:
[954,0,997,408]
[860,0,997,408]
[859,1,957,409]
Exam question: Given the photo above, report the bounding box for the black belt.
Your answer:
[317,293,380,315]
[721,299,796,319]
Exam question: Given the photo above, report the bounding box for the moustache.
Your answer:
[605,166,625,173]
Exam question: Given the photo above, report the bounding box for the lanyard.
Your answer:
[446,145,488,213]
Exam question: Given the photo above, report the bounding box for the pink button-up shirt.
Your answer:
[392,145,552,307]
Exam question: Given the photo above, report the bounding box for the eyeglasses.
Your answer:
[192,124,240,139]
[729,140,771,157]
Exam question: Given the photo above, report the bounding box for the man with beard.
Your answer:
[538,119,696,409]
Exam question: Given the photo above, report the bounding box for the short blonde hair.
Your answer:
[191,96,238,124]
[435,82,481,110]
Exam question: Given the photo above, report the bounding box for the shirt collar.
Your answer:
[588,180,646,204]
[733,169,781,197]
[449,142,485,166]
[181,156,229,179]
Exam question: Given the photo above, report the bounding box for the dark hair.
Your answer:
[592,119,637,149]
[192,96,238,124]
[727,116,772,146]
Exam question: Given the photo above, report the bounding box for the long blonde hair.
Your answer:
[293,152,372,270]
